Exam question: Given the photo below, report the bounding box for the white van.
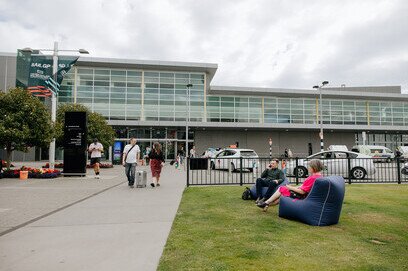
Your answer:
[328,145,348,151]
[351,145,394,162]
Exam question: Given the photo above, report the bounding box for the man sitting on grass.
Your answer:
[255,159,285,205]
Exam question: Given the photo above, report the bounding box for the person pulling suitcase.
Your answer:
[122,138,141,188]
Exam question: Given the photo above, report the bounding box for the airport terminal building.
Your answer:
[1,52,408,160]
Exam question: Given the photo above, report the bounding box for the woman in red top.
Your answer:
[257,159,325,211]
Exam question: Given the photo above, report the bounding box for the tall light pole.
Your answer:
[21,42,89,169]
[313,81,329,152]
[186,83,193,157]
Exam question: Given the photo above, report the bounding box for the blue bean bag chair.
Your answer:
[278,176,345,226]
[250,178,289,199]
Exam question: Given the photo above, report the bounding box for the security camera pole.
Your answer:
[313,81,329,152]
[186,84,193,158]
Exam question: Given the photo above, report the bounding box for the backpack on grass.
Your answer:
[242,187,253,200]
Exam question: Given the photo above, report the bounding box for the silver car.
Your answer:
[286,150,376,179]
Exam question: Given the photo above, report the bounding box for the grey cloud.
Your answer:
[317,2,408,90]
[0,0,407,93]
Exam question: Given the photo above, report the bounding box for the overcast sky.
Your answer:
[1,0,407,92]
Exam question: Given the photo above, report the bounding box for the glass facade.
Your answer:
[368,101,408,126]
[59,68,205,121]
[112,126,194,160]
[207,96,261,123]
[355,132,408,150]
[264,98,316,124]
[144,72,205,122]
[59,67,408,127]
[321,100,368,125]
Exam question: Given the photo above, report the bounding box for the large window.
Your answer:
[145,72,205,122]
[368,101,408,126]
[59,68,407,127]
[206,96,261,123]
[264,98,316,124]
[60,68,204,122]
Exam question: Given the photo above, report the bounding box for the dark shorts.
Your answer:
[90,157,101,165]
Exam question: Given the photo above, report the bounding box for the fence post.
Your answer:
[239,157,243,186]
[186,157,190,187]
[397,157,401,184]
[228,158,231,180]
[295,157,299,185]
[347,157,352,185]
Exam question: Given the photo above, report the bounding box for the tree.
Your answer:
[55,103,115,149]
[0,88,53,170]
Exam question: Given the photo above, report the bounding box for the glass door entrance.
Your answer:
[137,140,177,161]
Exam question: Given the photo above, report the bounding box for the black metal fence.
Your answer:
[186,157,408,186]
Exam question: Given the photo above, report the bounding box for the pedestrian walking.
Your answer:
[122,138,140,188]
[177,147,185,165]
[88,138,103,179]
[395,148,402,158]
[288,148,293,158]
[189,145,196,158]
[144,146,151,165]
[148,142,165,187]
[284,148,289,158]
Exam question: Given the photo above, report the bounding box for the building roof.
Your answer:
[76,56,218,88]
[209,85,408,101]
[0,52,218,90]
[1,52,406,101]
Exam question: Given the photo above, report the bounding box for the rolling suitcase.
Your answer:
[136,170,147,188]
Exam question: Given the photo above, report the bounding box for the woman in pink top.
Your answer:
[257,159,325,211]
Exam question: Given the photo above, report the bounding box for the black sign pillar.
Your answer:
[63,112,87,176]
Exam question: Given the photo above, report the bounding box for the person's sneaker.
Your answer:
[150,183,155,187]
[156,183,160,187]
[95,175,100,179]
[257,199,265,206]
[257,200,269,208]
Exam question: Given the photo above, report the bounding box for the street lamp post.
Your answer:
[313,81,329,152]
[186,84,193,158]
[21,42,89,169]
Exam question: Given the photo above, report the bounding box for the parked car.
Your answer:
[401,162,408,175]
[327,145,348,151]
[397,146,408,160]
[351,145,395,162]
[210,148,259,171]
[286,150,376,180]
[201,147,222,158]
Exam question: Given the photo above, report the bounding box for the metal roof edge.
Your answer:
[209,85,408,101]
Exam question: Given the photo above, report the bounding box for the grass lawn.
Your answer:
[158,184,408,271]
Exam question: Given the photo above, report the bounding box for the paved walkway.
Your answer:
[0,163,186,271]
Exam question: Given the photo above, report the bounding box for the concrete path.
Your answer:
[0,163,186,271]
